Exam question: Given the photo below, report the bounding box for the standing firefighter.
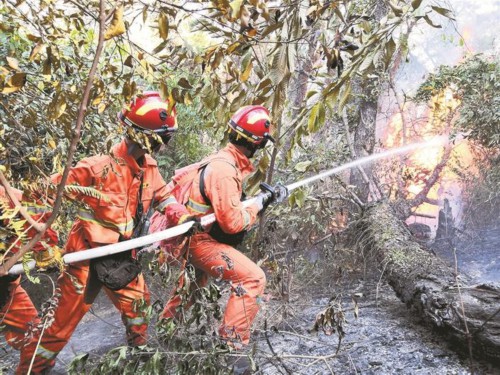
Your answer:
[17,91,190,374]
[160,105,286,370]
[0,186,60,350]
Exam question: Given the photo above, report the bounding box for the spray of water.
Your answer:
[286,136,449,192]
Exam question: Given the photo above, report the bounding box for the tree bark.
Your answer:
[353,202,500,364]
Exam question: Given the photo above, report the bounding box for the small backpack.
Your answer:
[149,160,211,264]
[149,157,246,264]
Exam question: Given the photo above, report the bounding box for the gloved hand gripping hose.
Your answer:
[258,182,289,211]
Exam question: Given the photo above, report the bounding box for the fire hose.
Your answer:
[8,137,446,276]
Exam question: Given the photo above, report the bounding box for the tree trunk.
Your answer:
[353,202,500,364]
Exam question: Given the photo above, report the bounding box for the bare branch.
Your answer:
[0,0,108,276]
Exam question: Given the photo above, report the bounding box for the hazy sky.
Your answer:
[399,0,499,92]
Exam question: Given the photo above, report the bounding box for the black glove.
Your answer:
[181,216,204,236]
[258,182,289,211]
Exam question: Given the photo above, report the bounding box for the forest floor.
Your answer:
[1,229,499,374]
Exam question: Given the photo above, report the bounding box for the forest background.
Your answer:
[0,0,499,373]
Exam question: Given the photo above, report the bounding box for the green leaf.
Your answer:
[290,189,306,208]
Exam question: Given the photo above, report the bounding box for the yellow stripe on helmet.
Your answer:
[246,112,270,125]
[135,102,169,116]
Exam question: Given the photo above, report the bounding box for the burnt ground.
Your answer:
[1,232,499,375]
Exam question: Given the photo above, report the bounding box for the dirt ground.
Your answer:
[1,232,499,374]
[1,274,498,374]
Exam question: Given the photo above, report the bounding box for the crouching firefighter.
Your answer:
[0,186,60,351]
[17,91,191,375]
[159,105,288,356]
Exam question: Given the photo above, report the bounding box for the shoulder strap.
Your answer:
[198,157,238,206]
[199,165,211,205]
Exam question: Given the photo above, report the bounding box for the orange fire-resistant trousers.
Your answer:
[1,277,40,350]
[162,233,266,345]
[17,260,150,374]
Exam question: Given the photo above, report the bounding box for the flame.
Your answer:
[381,87,472,227]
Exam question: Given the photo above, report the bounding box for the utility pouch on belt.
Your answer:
[90,251,141,291]
[90,176,150,291]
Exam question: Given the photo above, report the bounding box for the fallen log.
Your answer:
[353,202,500,364]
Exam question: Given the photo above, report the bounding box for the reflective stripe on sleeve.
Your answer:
[186,198,211,214]
[156,196,178,212]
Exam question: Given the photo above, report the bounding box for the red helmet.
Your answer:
[118,91,177,135]
[228,105,274,146]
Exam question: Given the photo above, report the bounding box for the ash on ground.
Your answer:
[2,276,497,374]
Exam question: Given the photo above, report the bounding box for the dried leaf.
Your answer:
[411,0,423,10]
[240,5,250,28]
[384,37,397,68]
[6,57,19,70]
[158,11,169,40]
[431,5,455,20]
[6,72,27,93]
[183,91,192,105]
[240,60,253,82]
[295,161,312,172]
[229,0,243,20]
[338,83,351,112]
[388,1,403,16]
[29,42,44,62]
[152,40,168,54]
[104,5,126,41]
[178,77,192,89]
[421,14,442,28]
[307,101,325,133]
[124,55,134,67]
[247,27,257,37]
[159,81,169,100]
[47,93,67,121]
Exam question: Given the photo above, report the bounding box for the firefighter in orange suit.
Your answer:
[17,92,190,374]
[0,186,59,350]
[162,106,284,352]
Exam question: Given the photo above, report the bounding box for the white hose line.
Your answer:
[8,198,258,275]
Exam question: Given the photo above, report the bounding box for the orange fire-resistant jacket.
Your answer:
[184,143,261,233]
[51,139,187,248]
[1,186,59,350]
